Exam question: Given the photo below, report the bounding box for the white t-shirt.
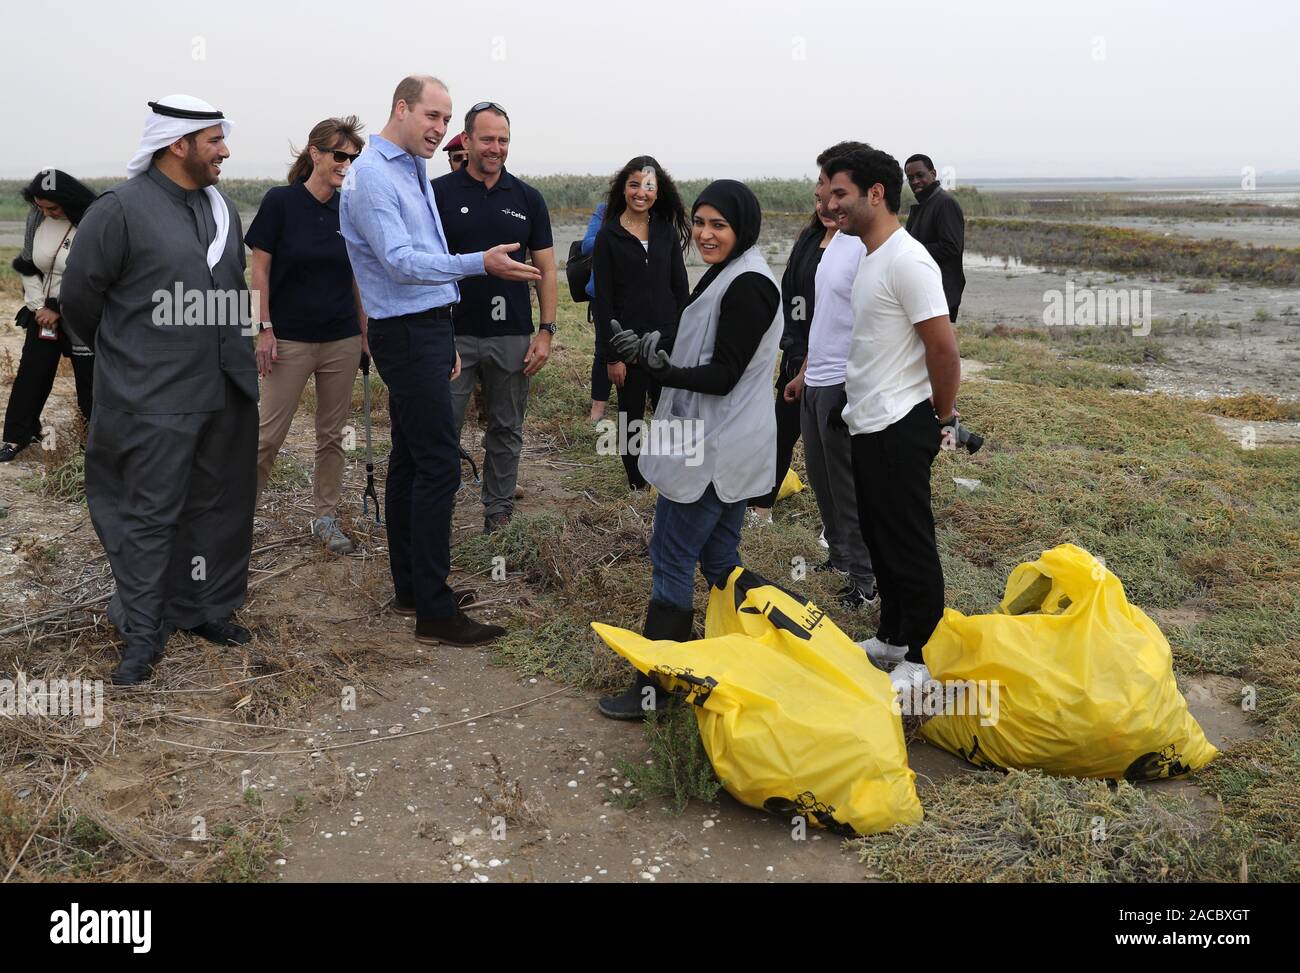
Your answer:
[843,227,949,435]
[803,229,866,388]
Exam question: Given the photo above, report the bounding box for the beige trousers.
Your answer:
[255,334,363,518]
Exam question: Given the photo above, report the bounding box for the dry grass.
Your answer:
[3,292,1297,883]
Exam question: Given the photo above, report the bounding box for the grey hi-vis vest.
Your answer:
[639,247,783,504]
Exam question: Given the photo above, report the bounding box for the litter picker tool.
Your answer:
[360,352,381,524]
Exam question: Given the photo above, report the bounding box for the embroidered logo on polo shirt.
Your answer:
[502,208,527,221]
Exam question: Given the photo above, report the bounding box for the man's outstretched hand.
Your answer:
[484,243,543,282]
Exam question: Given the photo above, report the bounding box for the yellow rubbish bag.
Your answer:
[775,468,804,502]
[592,567,922,835]
[920,543,1218,781]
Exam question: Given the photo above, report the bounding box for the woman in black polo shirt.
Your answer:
[247,116,367,554]
[591,155,690,490]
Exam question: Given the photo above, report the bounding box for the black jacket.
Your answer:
[905,184,965,311]
[591,214,689,362]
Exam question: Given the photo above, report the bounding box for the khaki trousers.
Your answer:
[255,334,363,518]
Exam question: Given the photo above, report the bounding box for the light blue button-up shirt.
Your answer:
[340,134,486,319]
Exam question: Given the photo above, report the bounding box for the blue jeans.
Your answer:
[649,484,746,610]
[367,313,460,619]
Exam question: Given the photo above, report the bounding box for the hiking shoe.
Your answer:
[857,636,908,671]
[484,512,511,535]
[184,619,253,646]
[394,590,477,615]
[415,611,505,647]
[837,582,880,612]
[312,515,355,554]
[598,672,676,720]
[890,660,931,694]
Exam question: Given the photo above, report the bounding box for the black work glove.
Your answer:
[608,319,641,365]
[638,331,671,376]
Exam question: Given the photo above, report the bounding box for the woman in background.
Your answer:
[247,116,367,553]
[591,156,690,489]
[1,171,98,462]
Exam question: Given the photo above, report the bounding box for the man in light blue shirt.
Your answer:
[341,74,539,647]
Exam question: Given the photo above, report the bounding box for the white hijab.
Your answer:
[127,94,234,269]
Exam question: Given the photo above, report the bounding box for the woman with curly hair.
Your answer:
[590,155,690,489]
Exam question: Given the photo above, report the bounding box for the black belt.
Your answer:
[372,305,455,325]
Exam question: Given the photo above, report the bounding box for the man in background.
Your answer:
[432,101,556,534]
[904,154,966,321]
[444,132,467,171]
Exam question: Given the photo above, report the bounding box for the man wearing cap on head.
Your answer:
[61,94,258,686]
[444,132,468,171]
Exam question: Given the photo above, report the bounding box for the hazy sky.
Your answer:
[3,0,1297,181]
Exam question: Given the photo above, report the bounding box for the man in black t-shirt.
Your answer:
[431,102,556,533]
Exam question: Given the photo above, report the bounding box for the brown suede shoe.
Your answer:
[394,590,477,615]
[415,611,506,647]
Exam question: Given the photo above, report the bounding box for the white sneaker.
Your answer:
[857,637,908,671]
[889,660,931,693]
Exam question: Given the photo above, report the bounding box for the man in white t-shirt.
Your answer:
[822,145,962,692]
[784,143,876,612]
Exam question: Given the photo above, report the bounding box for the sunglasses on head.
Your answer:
[318,147,361,164]
[469,101,509,123]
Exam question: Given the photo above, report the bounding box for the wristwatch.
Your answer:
[537,322,556,335]
[258,321,274,333]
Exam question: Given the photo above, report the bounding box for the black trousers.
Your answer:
[850,399,944,662]
[616,364,660,489]
[3,323,94,444]
[589,307,612,403]
[367,310,460,620]
[86,378,256,654]
[752,352,803,508]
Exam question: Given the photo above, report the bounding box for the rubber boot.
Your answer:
[598,599,695,720]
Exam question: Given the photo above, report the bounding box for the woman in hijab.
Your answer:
[598,180,783,720]
[1,170,98,462]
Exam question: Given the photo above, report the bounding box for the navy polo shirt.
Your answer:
[244,180,361,343]
[431,166,553,338]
